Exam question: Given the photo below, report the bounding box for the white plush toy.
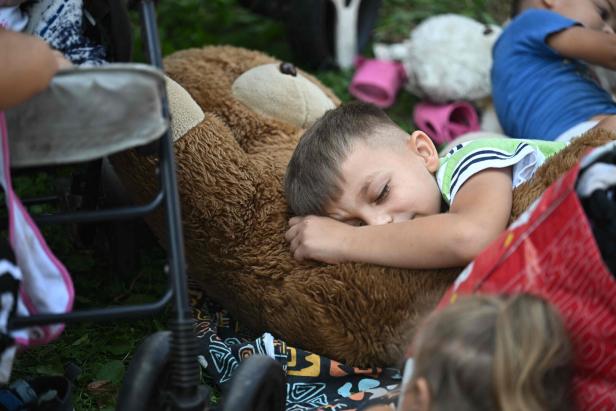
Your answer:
[375,14,503,133]
[401,14,501,103]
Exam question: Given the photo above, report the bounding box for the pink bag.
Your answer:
[0,113,73,348]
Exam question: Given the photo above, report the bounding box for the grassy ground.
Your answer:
[11,1,508,409]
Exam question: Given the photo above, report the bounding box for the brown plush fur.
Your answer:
[112,46,615,366]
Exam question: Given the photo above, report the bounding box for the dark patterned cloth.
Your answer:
[189,282,402,410]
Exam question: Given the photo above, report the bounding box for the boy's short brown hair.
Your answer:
[284,101,399,216]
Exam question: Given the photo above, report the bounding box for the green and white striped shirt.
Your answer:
[436,138,566,206]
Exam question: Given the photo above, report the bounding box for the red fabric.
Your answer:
[438,163,616,410]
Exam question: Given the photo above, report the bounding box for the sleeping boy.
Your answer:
[283,102,567,268]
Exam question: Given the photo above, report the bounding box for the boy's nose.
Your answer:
[603,23,614,34]
[364,213,393,226]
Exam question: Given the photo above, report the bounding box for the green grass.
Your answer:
[10,217,169,410]
[11,1,507,409]
[375,0,500,43]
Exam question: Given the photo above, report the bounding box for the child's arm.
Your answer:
[547,26,616,70]
[0,28,63,110]
[286,168,512,269]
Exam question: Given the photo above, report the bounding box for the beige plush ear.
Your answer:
[231,63,336,129]
[165,75,204,142]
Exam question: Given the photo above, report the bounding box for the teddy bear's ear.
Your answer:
[165,75,204,143]
[231,63,336,129]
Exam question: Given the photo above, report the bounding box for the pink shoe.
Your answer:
[413,101,480,145]
[349,57,407,108]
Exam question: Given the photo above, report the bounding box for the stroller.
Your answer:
[1,1,286,410]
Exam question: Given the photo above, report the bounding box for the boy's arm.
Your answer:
[286,168,512,269]
[547,27,616,69]
[0,29,61,110]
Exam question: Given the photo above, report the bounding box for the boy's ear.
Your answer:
[407,131,439,173]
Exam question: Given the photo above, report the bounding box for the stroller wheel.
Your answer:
[116,331,171,411]
[222,355,286,411]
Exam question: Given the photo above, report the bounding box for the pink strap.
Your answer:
[0,112,73,346]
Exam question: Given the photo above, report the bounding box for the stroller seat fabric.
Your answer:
[6,65,168,167]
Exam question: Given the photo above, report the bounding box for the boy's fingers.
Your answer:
[290,236,302,254]
[292,246,305,262]
[284,226,297,242]
[288,216,305,226]
[288,234,296,250]
[289,236,306,262]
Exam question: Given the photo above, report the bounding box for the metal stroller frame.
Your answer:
[3,0,284,411]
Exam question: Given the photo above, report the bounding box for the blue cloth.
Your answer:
[491,9,616,140]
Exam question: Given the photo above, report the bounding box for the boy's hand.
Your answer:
[285,216,354,264]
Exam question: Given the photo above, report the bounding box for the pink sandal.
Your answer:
[413,101,480,145]
[349,57,407,108]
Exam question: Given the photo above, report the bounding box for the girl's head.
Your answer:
[399,293,573,411]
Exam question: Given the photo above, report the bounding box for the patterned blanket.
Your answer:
[189,282,402,410]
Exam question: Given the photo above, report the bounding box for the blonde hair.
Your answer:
[404,294,572,411]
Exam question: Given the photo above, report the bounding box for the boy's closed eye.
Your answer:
[343,219,365,227]
[598,5,610,21]
[374,182,390,204]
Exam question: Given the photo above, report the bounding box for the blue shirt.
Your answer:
[491,9,616,140]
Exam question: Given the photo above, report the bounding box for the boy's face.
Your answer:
[549,0,616,32]
[324,130,442,227]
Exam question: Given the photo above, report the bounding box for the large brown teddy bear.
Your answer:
[112,45,615,366]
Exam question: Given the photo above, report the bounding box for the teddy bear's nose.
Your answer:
[279,62,297,77]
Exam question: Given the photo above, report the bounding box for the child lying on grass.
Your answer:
[284,102,567,268]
